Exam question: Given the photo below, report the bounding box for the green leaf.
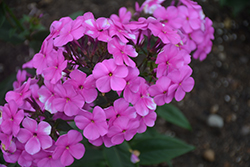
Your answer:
[55,119,73,132]
[156,103,192,130]
[131,134,194,165]
[72,147,106,167]
[104,142,135,167]
[69,10,84,20]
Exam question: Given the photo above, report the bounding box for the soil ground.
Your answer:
[1,0,250,167]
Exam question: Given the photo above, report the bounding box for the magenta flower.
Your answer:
[32,38,55,75]
[33,145,64,167]
[107,38,138,67]
[38,80,58,114]
[141,0,164,14]
[92,59,128,93]
[132,81,157,116]
[148,19,181,44]
[5,78,32,107]
[84,17,111,42]
[75,106,108,140]
[65,69,97,103]
[0,133,16,154]
[153,6,182,29]
[53,83,84,116]
[1,100,24,137]
[108,117,139,145]
[54,17,85,47]
[155,44,185,78]
[17,117,52,155]
[178,5,201,33]
[137,110,157,133]
[13,70,27,90]
[105,98,137,124]
[167,65,195,101]
[42,48,67,84]
[148,76,173,105]
[53,130,85,166]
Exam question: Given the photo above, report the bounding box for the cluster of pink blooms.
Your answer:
[0,0,214,166]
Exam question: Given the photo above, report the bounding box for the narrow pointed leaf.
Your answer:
[156,103,192,130]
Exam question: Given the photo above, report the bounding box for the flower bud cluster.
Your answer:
[0,0,213,166]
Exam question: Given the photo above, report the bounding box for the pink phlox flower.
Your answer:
[32,144,64,167]
[65,69,97,103]
[92,59,128,93]
[17,117,52,155]
[107,38,138,67]
[13,70,27,90]
[1,100,24,137]
[109,7,136,43]
[53,82,84,116]
[148,76,173,106]
[192,18,214,61]
[178,5,202,33]
[141,0,165,14]
[49,16,72,39]
[38,80,58,114]
[5,78,32,107]
[54,17,85,47]
[18,150,34,167]
[148,19,181,44]
[2,139,23,164]
[181,33,198,53]
[155,44,184,78]
[121,67,144,103]
[53,130,85,166]
[0,133,17,154]
[105,98,137,125]
[107,117,139,145]
[42,48,67,84]
[204,17,214,40]
[84,16,112,42]
[137,110,157,133]
[132,81,157,116]
[32,38,55,75]
[167,65,194,101]
[75,106,108,140]
[153,6,182,29]
[193,36,212,61]
[180,0,202,10]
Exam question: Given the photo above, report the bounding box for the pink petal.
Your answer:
[93,62,109,79]
[96,76,111,93]
[175,87,185,101]
[38,135,52,150]
[17,128,32,143]
[181,77,194,92]
[75,115,91,130]
[37,121,51,135]
[22,117,37,132]
[111,134,124,145]
[25,137,41,155]
[61,150,74,166]
[110,77,126,91]
[67,130,83,144]
[69,143,85,159]
[84,123,100,140]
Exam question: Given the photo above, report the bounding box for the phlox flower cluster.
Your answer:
[0,0,213,166]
